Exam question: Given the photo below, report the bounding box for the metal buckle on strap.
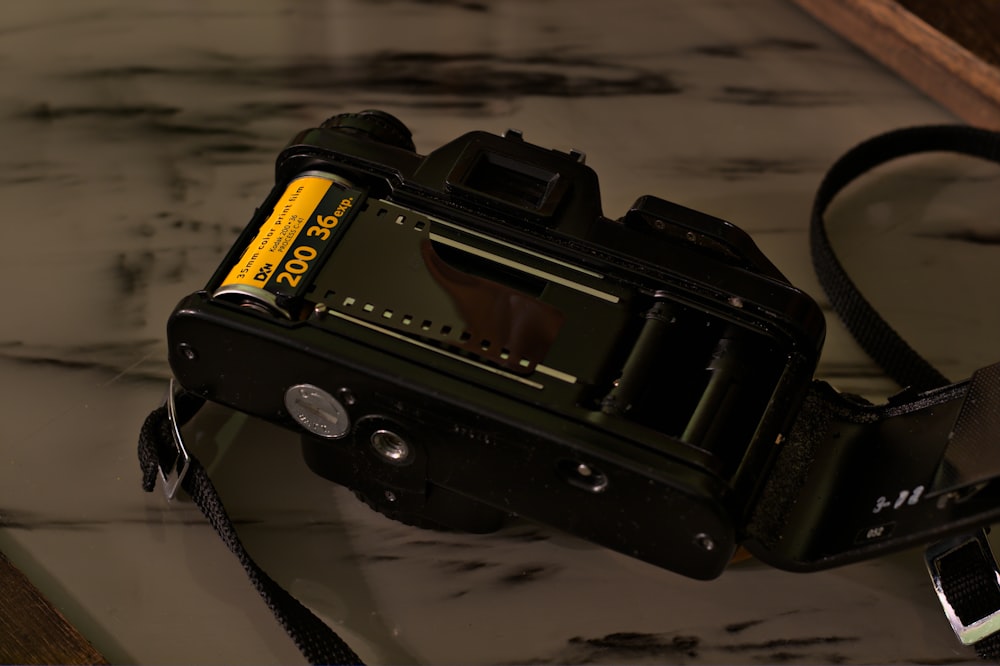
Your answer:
[925,531,1000,646]
[158,377,191,501]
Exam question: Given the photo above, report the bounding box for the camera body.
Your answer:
[167,110,829,580]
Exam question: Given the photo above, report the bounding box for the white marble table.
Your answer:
[2,1,999,663]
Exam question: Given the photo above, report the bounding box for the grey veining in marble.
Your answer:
[2,0,999,663]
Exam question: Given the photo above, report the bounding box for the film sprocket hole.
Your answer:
[167,110,1000,582]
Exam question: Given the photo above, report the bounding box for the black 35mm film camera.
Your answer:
[167,111,1000,588]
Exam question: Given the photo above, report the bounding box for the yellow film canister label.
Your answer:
[220,174,364,299]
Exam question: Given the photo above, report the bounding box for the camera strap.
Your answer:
[137,383,365,666]
[137,124,1000,664]
[795,124,1000,658]
[811,124,1000,392]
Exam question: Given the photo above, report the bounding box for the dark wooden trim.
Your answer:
[789,0,1000,130]
[0,552,108,665]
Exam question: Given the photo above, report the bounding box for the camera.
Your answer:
[166,110,1000,582]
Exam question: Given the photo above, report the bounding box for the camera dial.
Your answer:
[320,110,415,152]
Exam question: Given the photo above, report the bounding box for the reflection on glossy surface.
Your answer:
[2,0,999,663]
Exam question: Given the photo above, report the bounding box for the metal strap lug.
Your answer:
[925,531,1000,646]
[158,377,192,501]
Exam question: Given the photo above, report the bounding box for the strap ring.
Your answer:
[158,377,192,501]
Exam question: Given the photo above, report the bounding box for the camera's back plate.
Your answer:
[167,123,825,580]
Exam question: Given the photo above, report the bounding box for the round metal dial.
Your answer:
[283,384,350,439]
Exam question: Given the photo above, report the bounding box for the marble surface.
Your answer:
[2,0,1000,663]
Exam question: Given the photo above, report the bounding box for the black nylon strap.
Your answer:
[980,634,1000,661]
[941,543,1000,633]
[810,124,1000,392]
[928,534,1000,661]
[811,124,1000,661]
[138,401,364,666]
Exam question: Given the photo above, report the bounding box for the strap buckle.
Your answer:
[158,377,192,501]
[925,531,1000,646]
